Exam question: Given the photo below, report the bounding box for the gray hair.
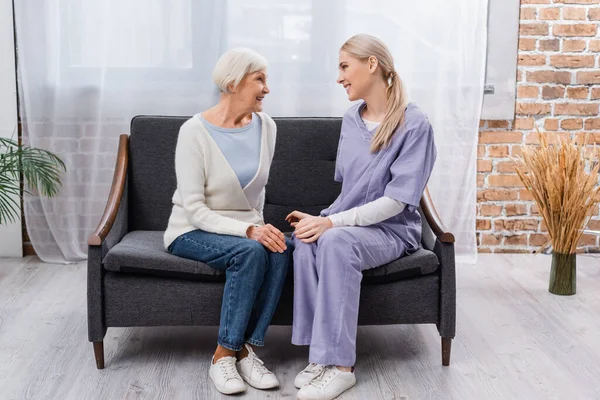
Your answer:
[212,48,268,93]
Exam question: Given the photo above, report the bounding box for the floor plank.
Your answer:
[0,254,599,400]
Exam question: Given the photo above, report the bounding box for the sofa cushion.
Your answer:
[104,231,439,283]
[103,231,223,281]
[361,247,439,283]
[128,116,187,232]
[264,118,342,232]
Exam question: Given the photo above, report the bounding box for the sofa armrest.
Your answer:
[88,134,129,249]
[87,134,129,343]
[420,187,455,244]
[434,239,456,338]
[418,187,456,338]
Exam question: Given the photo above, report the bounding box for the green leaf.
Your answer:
[0,180,21,224]
[0,137,66,225]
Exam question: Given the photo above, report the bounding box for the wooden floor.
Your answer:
[0,254,599,400]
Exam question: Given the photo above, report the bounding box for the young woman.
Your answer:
[286,34,437,400]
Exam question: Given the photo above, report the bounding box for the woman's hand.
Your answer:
[285,210,313,228]
[247,224,287,253]
[293,216,333,243]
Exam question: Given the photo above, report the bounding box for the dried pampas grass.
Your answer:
[514,129,600,255]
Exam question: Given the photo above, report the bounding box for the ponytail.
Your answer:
[370,71,407,153]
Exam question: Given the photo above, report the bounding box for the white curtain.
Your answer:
[15,0,487,263]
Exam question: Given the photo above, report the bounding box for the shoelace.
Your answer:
[304,363,325,374]
[310,366,339,389]
[248,353,271,376]
[217,357,240,381]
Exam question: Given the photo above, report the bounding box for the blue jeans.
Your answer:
[168,229,293,351]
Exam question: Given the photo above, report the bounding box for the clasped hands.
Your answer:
[285,211,332,244]
[246,210,333,253]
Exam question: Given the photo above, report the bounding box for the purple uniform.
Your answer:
[292,102,437,366]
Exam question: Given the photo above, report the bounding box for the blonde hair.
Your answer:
[212,48,268,93]
[341,34,408,152]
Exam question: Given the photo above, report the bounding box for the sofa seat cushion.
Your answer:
[103,231,225,281]
[103,231,439,283]
[361,246,439,284]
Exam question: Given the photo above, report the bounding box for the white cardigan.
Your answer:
[163,113,276,249]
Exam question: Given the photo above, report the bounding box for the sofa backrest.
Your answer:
[127,116,342,233]
[265,118,342,232]
[127,115,428,239]
[128,116,186,231]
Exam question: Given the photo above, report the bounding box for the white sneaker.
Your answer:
[209,356,246,395]
[294,363,326,388]
[236,344,280,389]
[296,365,356,400]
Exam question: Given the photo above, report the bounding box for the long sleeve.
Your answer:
[175,126,253,237]
[256,187,266,221]
[327,196,406,227]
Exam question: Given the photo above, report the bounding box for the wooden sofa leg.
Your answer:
[93,341,105,369]
[442,337,452,366]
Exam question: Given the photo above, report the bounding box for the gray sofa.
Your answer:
[87,116,456,370]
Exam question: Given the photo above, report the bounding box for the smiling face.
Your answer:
[231,70,270,112]
[336,50,377,101]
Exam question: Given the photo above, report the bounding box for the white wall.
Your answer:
[0,0,23,257]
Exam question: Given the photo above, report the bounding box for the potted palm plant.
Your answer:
[0,136,66,225]
[514,129,600,295]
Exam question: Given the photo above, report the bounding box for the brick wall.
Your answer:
[477,0,600,253]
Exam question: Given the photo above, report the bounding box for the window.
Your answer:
[66,1,192,68]
[57,0,219,84]
[481,0,521,120]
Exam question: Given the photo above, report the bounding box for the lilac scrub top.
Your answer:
[320,102,437,253]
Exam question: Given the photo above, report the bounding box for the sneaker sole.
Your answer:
[239,372,279,390]
[297,379,356,400]
[209,371,247,395]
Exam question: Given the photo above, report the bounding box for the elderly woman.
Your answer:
[164,48,292,395]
